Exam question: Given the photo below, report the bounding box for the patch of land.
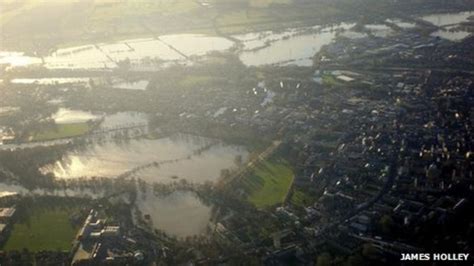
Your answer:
[3,199,81,252]
[32,123,91,141]
[241,158,294,208]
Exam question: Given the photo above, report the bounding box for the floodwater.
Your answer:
[10,77,90,85]
[238,23,354,66]
[0,182,104,199]
[420,11,474,27]
[159,34,234,56]
[112,80,149,90]
[0,112,147,150]
[386,19,416,29]
[0,139,73,151]
[135,189,212,238]
[52,108,100,124]
[431,26,472,41]
[42,134,248,182]
[0,52,42,67]
[98,112,149,129]
[365,24,393,38]
[1,34,234,70]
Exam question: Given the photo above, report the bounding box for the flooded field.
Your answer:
[10,77,91,85]
[159,34,234,56]
[41,134,248,182]
[98,112,149,129]
[420,11,474,27]
[365,24,394,38]
[386,19,417,29]
[0,34,234,70]
[432,27,472,41]
[237,23,354,66]
[1,12,472,70]
[135,189,212,238]
[0,52,42,67]
[0,182,104,199]
[111,80,149,90]
[52,108,100,124]
[420,11,473,41]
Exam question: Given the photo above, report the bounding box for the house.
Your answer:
[336,75,356,83]
[0,208,16,223]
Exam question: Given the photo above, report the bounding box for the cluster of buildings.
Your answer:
[0,207,16,244]
[261,30,473,263]
[72,209,144,265]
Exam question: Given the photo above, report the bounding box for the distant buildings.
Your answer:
[0,208,16,223]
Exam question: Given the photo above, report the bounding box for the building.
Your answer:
[0,208,16,223]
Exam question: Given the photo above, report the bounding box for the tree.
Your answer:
[316,252,332,266]
[379,214,394,234]
[362,243,378,260]
[346,254,365,266]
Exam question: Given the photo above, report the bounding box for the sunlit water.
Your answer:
[0,34,234,70]
[386,19,416,29]
[41,134,248,182]
[10,77,91,85]
[365,24,393,38]
[98,112,149,129]
[111,80,149,90]
[135,188,212,238]
[238,23,355,66]
[0,182,104,199]
[420,11,474,27]
[0,52,42,67]
[52,108,100,124]
[432,27,472,41]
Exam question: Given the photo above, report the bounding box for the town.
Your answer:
[0,0,473,265]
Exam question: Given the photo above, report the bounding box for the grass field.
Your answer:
[32,123,91,141]
[322,74,344,87]
[242,158,294,208]
[3,207,79,252]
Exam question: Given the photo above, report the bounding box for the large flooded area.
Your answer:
[237,23,355,66]
[420,11,474,41]
[0,182,104,199]
[0,34,235,70]
[3,12,471,70]
[420,11,474,27]
[52,108,100,124]
[135,189,213,238]
[41,134,248,183]
[1,23,359,69]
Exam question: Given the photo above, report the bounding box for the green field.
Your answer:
[32,123,91,141]
[322,74,344,87]
[3,208,79,252]
[242,158,294,208]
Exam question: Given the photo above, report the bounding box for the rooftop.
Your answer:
[0,208,16,218]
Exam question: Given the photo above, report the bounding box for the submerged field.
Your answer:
[0,0,348,52]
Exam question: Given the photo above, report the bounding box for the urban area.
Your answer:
[0,0,473,265]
